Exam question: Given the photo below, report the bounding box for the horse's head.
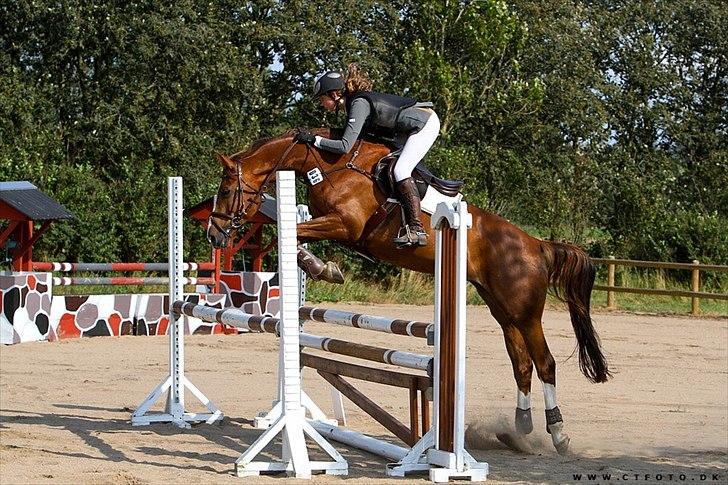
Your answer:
[207,153,264,248]
[207,134,300,248]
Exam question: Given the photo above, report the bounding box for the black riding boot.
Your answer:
[393,178,428,247]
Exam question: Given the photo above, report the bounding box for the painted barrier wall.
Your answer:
[1,271,280,345]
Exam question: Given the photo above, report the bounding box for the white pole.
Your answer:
[166,177,184,417]
[235,171,347,478]
[131,177,222,427]
[453,201,471,469]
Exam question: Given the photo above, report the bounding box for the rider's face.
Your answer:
[320,91,341,112]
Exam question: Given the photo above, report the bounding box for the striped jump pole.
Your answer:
[173,300,280,333]
[33,262,215,272]
[299,307,432,338]
[176,302,433,339]
[53,276,215,286]
[131,177,223,428]
[173,301,432,374]
[299,334,432,374]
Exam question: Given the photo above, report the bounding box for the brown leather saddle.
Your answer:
[373,150,464,199]
[353,152,464,255]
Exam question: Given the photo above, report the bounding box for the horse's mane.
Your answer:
[230,128,335,159]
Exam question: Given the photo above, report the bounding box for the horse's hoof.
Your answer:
[321,262,345,284]
[554,434,570,455]
[515,407,533,435]
[547,421,570,455]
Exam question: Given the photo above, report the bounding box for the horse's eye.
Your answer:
[221,188,231,197]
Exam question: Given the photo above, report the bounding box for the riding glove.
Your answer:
[295,131,316,145]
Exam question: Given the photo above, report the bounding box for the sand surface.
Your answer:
[1,304,726,484]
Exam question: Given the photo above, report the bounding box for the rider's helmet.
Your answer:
[313,71,345,97]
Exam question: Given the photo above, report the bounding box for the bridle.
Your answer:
[207,140,299,244]
[207,135,368,245]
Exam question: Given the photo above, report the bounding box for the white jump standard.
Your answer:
[306,201,488,482]
[231,172,347,478]
[131,177,223,428]
[388,202,487,481]
[134,173,347,477]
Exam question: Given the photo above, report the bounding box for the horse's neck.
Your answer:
[267,141,388,182]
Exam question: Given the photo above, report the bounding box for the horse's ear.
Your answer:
[216,153,236,171]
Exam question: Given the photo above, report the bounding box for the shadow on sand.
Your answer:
[1,404,725,482]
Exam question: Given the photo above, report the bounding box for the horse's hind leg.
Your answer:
[519,316,570,455]
[500,322,535,434]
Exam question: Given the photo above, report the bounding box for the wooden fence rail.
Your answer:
[591,257,728,315]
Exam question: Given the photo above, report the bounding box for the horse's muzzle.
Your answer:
[206,217,230,249]
[206,228,228,249]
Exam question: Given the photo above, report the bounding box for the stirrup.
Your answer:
[393,225,427,248]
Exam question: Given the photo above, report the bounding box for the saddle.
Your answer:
[373,150,464,199]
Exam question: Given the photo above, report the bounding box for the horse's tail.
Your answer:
[544,241,611,383]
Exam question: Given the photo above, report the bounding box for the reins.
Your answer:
[313,139,374,181]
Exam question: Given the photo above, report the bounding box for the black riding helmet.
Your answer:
[313,71,345,96]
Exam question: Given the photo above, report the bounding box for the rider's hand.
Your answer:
[295,131,316,145]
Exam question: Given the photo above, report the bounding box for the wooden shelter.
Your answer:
[0,181,75,271]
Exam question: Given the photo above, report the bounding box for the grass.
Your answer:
[588,289,726,316]
[306,269,728,318]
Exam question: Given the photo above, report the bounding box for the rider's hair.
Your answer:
[344,63,373,94]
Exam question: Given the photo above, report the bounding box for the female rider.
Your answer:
[296,64,441,247]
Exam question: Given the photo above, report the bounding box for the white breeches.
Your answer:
[393,111,441,182]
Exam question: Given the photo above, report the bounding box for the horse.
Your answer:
[207,128,611,454]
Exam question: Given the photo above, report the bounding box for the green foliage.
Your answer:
[0,0,726,275]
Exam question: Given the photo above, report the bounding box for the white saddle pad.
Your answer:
[388,186,463,215]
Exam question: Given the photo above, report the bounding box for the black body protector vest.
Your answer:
[346,91,418,137]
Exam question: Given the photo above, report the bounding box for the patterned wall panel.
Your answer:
[48,293,228,340]
[220,271,280,317]
[1,271,281,344]
[0,273,52,344]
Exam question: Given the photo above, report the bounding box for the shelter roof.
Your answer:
[0,181,75,221]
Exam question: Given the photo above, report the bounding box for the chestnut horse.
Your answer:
[207,129,610,454]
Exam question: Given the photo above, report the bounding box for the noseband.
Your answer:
[208,140,299,240]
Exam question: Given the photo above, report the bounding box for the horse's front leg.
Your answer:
[297,213,352,242]
[295,214,351,284]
